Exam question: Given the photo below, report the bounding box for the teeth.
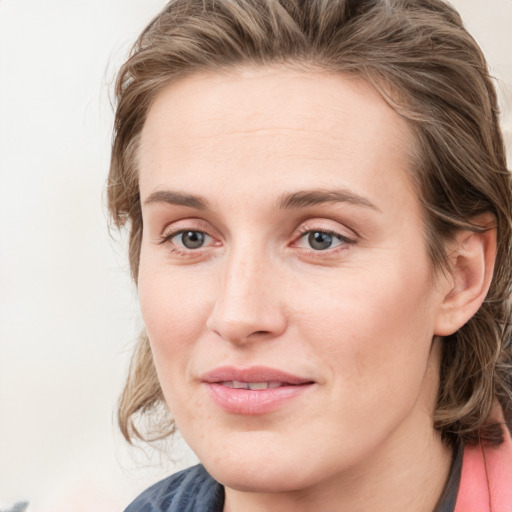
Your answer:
[221,381,284,390]
[248,382,268,390]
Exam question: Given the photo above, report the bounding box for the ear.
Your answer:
[434,213,497,336]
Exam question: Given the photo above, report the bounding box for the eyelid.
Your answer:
[157,218,222,257]
[295,230,354,250]
[295,220,357,242]
[291,220,357,254]
[160,218,214,239]
[160,229,213,247]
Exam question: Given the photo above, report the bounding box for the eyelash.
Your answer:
[158,229,217,256]
[158,225,356,257]
[294,226,356,254]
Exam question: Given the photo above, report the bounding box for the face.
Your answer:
[137,67,450,494]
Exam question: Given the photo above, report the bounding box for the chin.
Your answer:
[205,460,313,494]
[193,433,325,494]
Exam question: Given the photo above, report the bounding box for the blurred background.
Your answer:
[0,0,510,510]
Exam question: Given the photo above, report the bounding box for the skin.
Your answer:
[137,67,457,512]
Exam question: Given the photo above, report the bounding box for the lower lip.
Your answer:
[205,383,314,415]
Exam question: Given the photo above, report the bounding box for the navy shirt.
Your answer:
[125,447,462,512]
[124,465,224,512]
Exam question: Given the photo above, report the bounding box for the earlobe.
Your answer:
[434,214,497,336]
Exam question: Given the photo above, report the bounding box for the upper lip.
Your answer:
[200,366,314,385]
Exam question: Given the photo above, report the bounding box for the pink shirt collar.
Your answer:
[455,412,512,511]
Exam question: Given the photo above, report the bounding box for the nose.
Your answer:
[206,247,287,345]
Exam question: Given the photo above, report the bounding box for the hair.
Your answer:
[108,0,512,446]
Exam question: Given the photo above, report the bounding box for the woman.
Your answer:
[108,0,512,510]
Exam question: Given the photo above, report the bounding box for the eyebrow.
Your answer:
[143,190,209,210]
[143,188,379,212]
[278,189,379,211]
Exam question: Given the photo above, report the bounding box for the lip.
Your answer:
[201,366,315,415]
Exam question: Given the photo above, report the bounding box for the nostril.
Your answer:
[251,330,271,337]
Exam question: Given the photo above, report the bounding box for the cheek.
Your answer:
[293,263,438,394]
[137,254,212,366]
[137,263,214,420]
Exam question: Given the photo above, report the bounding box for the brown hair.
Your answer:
[108,0,512,446]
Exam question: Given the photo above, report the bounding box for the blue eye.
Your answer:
[296,229,352,252]
[307,231,335,251]
[172,230,209,249]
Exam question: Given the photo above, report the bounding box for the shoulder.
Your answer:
[455,422,512,512]
[124,464,224,512]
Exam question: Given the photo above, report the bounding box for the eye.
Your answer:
[295,229,354,252]
[167,230,212,250]
[307,231,336,251]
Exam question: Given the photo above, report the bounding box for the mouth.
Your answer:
[201,366,315,415]
[220,381,292,390]
[201,365,313,385]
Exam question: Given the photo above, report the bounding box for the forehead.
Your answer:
[138,66,418,208]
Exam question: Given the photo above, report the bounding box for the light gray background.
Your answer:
[0,1,511,510]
